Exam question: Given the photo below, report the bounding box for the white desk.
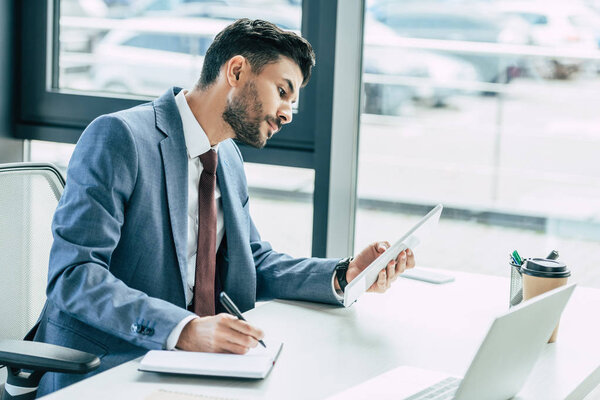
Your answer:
[42,270,600,400]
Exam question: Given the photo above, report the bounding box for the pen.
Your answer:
[511,250,523,266]
[546,250,559,260]
[510,254,520,266]
[219,291,266,348]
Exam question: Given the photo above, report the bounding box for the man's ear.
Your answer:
[225,55,248,87]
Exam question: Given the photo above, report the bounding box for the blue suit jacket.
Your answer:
[33,87,340,396]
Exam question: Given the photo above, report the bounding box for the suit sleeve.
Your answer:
[46,115,192,350]
[250,217,343,305]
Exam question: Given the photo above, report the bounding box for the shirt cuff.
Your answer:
[166,315,198,350]
[331,269,344,302]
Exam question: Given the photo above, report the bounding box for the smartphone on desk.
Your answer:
[400,268,455,284]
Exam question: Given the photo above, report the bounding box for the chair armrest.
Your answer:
[0,340,100,374]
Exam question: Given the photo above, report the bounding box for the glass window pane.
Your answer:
[356,1,600,289]
[58,0,303,98]
[245,163,314,257]
[29,140,75,175]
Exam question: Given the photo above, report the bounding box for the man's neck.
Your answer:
[185,85,234,146]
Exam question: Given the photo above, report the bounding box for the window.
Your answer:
[19,1,339,256]
[355,1,600,288]
[245,163,314,257]
[57,1,300,97]
[19,0,324,153]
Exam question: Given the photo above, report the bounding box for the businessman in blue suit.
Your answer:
[32,19,415,395]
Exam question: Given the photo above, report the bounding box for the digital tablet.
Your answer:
[343,204,443,307]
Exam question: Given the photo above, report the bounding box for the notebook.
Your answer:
[328,284,576,400]
[139,340,283,379]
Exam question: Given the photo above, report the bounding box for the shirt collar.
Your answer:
[174,89,218,159]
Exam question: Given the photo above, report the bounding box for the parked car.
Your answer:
[146,2,301,30]
[90,17,229,96]
[60,0,110,53]
[62,0,109,17]
[367,2,530,84]
[362,16,480,115]
[494,1,600,78]
[103,0,231,19]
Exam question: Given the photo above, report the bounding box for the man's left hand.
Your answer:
[337,241,415,293]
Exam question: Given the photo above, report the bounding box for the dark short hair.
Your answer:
[197,18,315,89]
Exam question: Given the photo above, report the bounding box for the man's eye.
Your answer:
[279,87,286,97]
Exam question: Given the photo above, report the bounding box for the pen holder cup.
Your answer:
[509,261,523,307]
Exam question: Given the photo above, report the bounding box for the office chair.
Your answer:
[0,163,100,400]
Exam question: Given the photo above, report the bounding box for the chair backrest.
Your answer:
[0,163,65,341]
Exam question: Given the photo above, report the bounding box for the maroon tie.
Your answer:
[193,149,218,316]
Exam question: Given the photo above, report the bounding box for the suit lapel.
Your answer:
[155,88,189,296]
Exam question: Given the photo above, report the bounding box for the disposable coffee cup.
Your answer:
[521,258,571,343]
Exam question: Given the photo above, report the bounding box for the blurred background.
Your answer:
[30,0,600,289]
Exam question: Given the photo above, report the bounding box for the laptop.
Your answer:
[344,204,443,307]
[328,283,576,400]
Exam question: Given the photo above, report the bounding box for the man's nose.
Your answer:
[277,102,293,125]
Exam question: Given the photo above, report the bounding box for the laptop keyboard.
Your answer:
[404,377,461,400]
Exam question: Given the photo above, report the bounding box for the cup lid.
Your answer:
[521,258,571,278]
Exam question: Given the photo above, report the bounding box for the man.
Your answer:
[32,19,415,395]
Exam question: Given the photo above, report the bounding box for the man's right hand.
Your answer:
[176,314,264,354]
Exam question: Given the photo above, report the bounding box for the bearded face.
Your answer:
[222,80,281,149]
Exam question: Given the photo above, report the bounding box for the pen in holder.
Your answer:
[508,250,560,308]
